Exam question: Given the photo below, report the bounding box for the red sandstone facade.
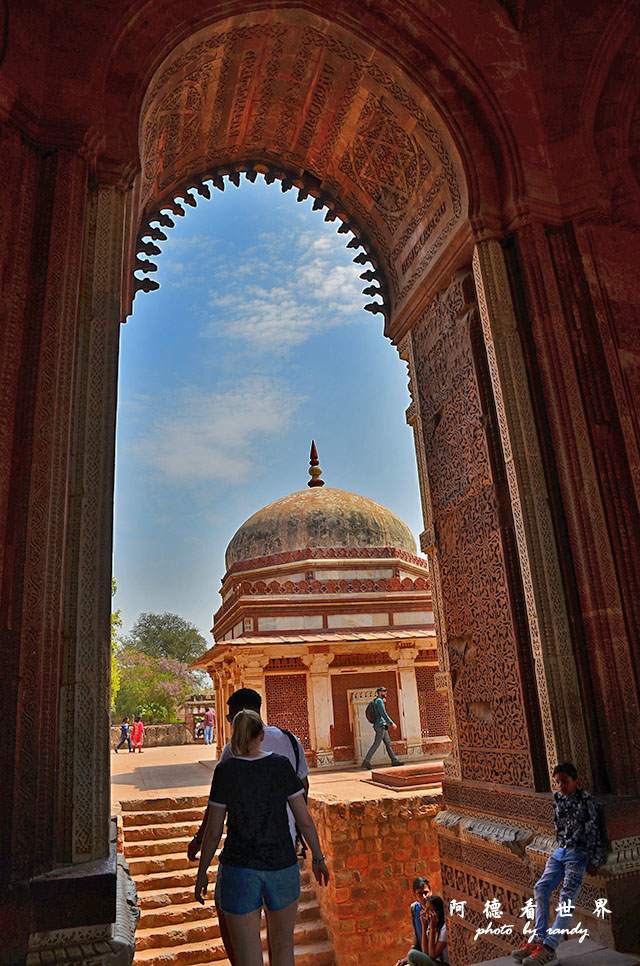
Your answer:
[1,2,640,964]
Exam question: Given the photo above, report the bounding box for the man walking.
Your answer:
[203,706,215,745]
[362,685,402,768]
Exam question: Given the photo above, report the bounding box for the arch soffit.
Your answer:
[99,1,531,225]
[580,2,640,223]
[126,7,534,335]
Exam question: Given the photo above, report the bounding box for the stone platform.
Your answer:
[369,759,445,788]
[471,939,640,966]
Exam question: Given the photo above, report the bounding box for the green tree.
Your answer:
[114,649,199,723]
[111,578,122,713]
[123,611,208,666]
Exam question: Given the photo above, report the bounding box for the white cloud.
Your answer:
[134,378,302,485]
[203,229,369,350]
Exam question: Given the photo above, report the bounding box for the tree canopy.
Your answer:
[114,648,199,722]
[123,611,209,666]
[111,578,122,713]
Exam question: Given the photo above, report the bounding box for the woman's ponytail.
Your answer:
[230,709,264,756]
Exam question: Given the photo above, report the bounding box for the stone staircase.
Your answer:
[120,794,335,966]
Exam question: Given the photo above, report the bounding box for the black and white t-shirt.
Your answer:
[209,751,304,870]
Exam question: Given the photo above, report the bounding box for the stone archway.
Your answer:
[2,2,640,963]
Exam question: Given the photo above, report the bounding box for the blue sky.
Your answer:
[114,176,423,641]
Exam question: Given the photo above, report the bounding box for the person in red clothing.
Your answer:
[131,715,144,752]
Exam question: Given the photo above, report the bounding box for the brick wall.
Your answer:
[307,793,443,966]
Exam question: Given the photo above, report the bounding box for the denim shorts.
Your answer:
[216,862,300,915]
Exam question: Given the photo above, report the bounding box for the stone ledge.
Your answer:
[470,938,640,966]
[435,808,533,856]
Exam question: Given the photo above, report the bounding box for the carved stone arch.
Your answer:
[95,2,547,259]
[583,1,640,223]
[131,160,392,322]
[125,8,472,333]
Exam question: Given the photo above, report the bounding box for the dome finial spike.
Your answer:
[308,440,325,488]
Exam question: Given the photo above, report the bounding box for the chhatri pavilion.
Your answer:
[193,445,450,766]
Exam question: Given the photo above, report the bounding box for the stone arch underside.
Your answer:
[127,9,471,334]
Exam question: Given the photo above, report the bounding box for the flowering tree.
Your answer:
[114,648,199,723]
[111,578,122,713]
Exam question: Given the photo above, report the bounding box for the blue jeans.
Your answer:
[204,725,214,744]
[533,847,588,949]
[363,726,399,765]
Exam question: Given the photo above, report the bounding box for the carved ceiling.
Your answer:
[135,9,468,324]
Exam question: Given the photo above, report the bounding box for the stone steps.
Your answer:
[125,835,196,858]
[138,878,318,911]
[136,911,326,952]
[123,809,207,828]
[122,793,335,966]
[134,937,335,966]
[125,821,203,841]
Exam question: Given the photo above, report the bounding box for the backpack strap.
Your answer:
[277,727,300,773]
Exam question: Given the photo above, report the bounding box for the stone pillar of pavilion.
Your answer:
[392,646,424,760]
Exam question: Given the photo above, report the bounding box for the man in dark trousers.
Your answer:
[362,685,402,768]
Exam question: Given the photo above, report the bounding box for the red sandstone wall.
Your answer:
[307,793,443,966]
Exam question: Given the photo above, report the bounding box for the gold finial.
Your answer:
[308,440,325,488]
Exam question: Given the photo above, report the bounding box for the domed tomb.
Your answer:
[225,486,417,569]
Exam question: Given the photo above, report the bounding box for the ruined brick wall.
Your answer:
[110,723,191,746]
[307,793,443,966]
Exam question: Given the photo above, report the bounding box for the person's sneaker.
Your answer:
[523,944,557,966]
[513,941,538,962]
[392,760,403,766]
[361,761,371,769]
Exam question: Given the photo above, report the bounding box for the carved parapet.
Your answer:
[525,833,557,866]
[601,836,640,879]
[435,809,533,856]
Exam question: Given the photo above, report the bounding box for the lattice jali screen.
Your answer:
[265,673,311,750]
[416,664,450,737]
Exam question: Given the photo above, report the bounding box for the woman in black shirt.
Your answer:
[195,709,329,966]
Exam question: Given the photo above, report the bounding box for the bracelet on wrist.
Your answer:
[312,854,325,864]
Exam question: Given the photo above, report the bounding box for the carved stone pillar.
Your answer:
[301,654,334,766]
[0,124,136,960]
[389,646,423,758]
[398,333,460,777]
[472,238,591,785]
[235,651,269,708]
[403,268,547,789]
[514,220,640,797]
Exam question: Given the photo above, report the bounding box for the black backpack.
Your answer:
[278,728,308,859]
[365,700,376,724]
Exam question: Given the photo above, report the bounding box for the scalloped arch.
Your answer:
[127,8,472,330]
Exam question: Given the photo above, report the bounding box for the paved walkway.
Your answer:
[111,743,443,810]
